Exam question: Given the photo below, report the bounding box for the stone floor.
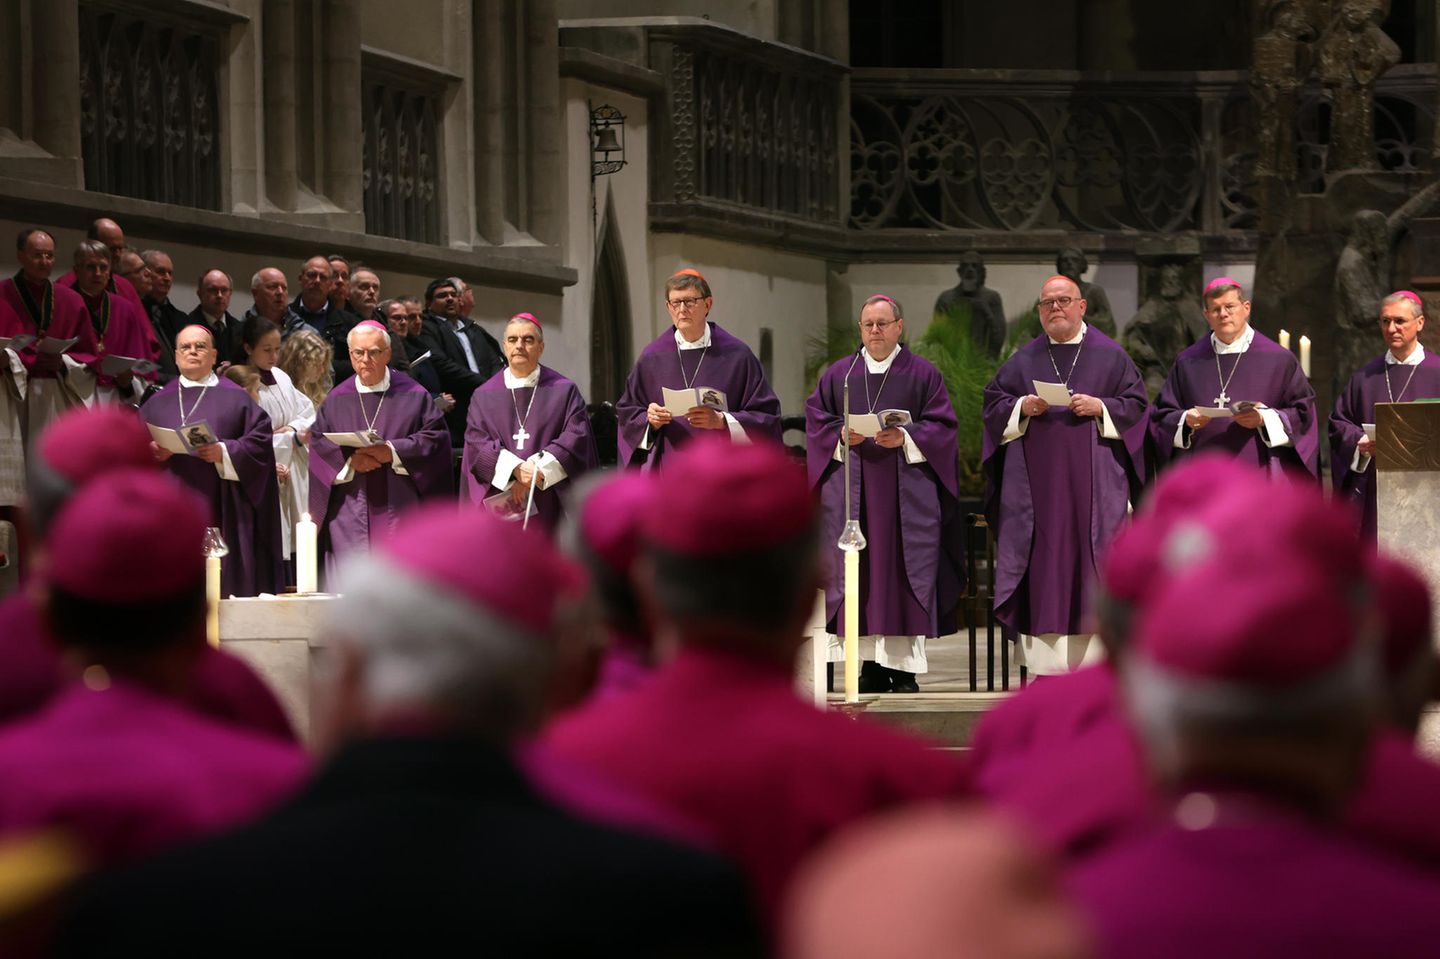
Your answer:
[917,629,1025,693]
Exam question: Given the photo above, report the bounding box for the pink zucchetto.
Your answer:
[509,312,542,329]
[1392,290,1424,308]
[37,405,156,485]
[644,439,813,555]
[45,470,209,604]
[355,320,388,333]
[376,505,586,636]
[579,472,656,574]
[1203,277,1244,295]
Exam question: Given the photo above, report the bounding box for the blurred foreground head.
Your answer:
[1122,483,1379,816]
[1369,551,1434,732]
[639,439,819,664]
[785,806,1094,959]
[25,405,155,538]
[317,506,587,751]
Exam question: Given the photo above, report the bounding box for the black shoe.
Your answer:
[858,660,891,694]
[886,668,920,693]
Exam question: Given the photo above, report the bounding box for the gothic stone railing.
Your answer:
[647,23,847,238]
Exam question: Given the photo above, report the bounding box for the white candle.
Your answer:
[206,556,222,647]
[1299,335,1312,377]
[296,512,319,594]
[844,549,860,704]
[1278,329,1291,351]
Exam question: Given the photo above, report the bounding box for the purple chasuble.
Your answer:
[0,276,99,375]
[982,329,1147,636]
[1329,351,1440,538]
[460,366,598,533]
[615,322,780,470]
[1151,329,1318,478]
[309,371,452,562]
[804,347,964,637]
[1067,793,1440,959]
[0,680,306,866]
[140,378,285,597]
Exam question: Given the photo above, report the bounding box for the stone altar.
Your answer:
[218,595,337,745]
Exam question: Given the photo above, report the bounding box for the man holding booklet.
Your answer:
[1151,277,1317,478]
[806,294,964,692]
[616,269,780,470]
[982,275,1147,677]
[309,321,451,571]
[1329,290,1440,539]
[140,324,284,597]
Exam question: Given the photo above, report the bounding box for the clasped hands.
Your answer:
[647,402,724,430]
[350,443,393,474]
[1021,394,1104,418]
[1184,407,1264,430]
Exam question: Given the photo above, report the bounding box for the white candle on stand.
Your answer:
[1299,335,1312,377]
[1278,329,1291,351]
[296,512,318,594]
[844,550,860,704]
[205,556,222,647]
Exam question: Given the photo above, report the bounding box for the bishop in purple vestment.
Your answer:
[616,270,780,469]
[461,314,596,533]
[1152,278,1318,478]
[1329,290,1440,539]
[805,294,963,687]
[309,322,452,565]
[140,325,284,597]
[982,276,1147,675]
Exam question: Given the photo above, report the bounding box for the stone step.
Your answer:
[825,692,1011,747]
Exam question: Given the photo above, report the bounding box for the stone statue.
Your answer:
[1055,247,1116,337]
[1317,0,1401,172]
[1124,262,1209,399]
[932,251,1007,358]
[1251,0,1319,179]
[1333,180,1440,389]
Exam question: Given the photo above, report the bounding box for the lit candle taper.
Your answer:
[1278,329,1291,351]
[296,513,318,594]
[1299,335,1312,377]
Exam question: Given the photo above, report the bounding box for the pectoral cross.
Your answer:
[512,425,530,449]
[1213,391,1230,407]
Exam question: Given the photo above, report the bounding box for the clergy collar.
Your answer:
[863,342,902,374]
[179,371,219,388]
[1388,342,1426,366]
[504,365,541,388]
[674,322,712,350]
[1046,321,1088,346]
[1211,324,1254,355]
[356,369,391,393]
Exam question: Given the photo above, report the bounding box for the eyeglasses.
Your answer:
[859,320,899,332]
[1205,303,1246,316]
[667,297,707,312]
[1039,297,1077,311]
[349,348,387,360]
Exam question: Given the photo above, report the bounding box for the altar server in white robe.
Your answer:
[242,315,316,567]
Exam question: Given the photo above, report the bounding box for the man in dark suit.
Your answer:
[55,506,762,958]
[415,276,503,443]
[187,269,246,366]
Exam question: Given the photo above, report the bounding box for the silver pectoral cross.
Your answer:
[1213,391,1230,407]
[512,426,530,449]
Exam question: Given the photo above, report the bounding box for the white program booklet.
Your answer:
[847,409,913,437]
[1363,422,1377,442]
[662,386,729,413]
[99,354,159,376]
[1193,406,1235,419]
[1031,380,1072,406]
[323,430,383,448]
[148,420,217,454]
[36,336,78,355]
[0,333,35,353]
[483,488,537,523]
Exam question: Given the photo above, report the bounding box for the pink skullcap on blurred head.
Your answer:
[37,404,155,485]
[509,312,542,329]
[1132,491,1371,688]
[1391,290,1424,308]
[1204,276,1243,294]
[377,505,586,635]
[1101,455,1266,605]
[1370,551,1432,676]
[355,320,388,332]
[46,470,208,603]
[644,438,814,555]
[579,471,655,573]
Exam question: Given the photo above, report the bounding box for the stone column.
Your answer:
[473,0,508,245]
[524,0,562,249]
[30,0,83,184]
[262,0,299,212]
[322,0,363,215]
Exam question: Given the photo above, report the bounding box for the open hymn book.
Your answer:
[323,430,384,448]
[1192,401,1265,419]
[846,409,913,437]
[147,421,218,455]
